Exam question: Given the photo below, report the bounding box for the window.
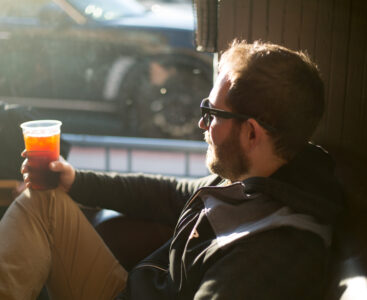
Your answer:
[0,0,213,140]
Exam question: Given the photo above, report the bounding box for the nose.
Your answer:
[198,117,208,130]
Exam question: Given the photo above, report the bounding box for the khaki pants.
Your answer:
[0,188,128,300]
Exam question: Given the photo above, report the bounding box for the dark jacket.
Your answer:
[69,143,344,300]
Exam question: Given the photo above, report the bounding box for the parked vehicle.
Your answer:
[0,0,212,139]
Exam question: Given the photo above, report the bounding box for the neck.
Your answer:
[231,152,287,183]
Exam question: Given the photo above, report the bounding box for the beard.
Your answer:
[204,126,251,182]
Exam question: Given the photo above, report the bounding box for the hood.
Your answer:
[243,143,344,225]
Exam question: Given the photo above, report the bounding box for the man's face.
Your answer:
[199,72,251,182]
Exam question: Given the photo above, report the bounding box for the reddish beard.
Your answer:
[204,126,251,182]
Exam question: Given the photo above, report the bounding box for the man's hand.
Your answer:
[21,150,76,192]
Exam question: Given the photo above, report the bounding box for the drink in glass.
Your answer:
[20,120,62,190]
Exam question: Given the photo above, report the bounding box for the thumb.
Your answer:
[49,160,69,172]
[49,159,75,192]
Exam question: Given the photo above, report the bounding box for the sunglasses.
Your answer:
[200,98,276,132]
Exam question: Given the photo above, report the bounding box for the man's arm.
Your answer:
[193,227,327,300]
[22,155,218,225]
[69,170,218,226]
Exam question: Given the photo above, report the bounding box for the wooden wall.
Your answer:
[217,0,367,162]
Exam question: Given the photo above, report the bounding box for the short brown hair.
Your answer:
[219,40,324,160]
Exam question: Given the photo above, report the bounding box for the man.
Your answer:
[0,40,343,299]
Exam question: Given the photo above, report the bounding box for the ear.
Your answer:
[240,118,266,150]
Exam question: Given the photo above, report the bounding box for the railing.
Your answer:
[62,134,209,178]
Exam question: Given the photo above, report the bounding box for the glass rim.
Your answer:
[20,120,62,130]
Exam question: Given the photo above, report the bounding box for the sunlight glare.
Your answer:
[340,276,367,300]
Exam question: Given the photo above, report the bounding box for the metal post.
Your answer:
[127,148,132,172]
[105,147,110,171]
[184,152,190,177]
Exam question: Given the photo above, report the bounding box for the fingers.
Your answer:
[20,150,28,174]
[22,171,31,188]
[21,158,28,174]
[21,151,66,174]
[20,151,30,187]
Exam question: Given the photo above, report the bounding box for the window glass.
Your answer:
[0,0,49,18]
[70,0,146,20]
[0,0,213,140]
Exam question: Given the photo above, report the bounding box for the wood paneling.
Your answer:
[217,0,236,51]
[252,0,268,41]
[312,0,334,143]
[283,0,303,49]
[218,0,251,51]
[235,0,252,42]
[299,0,318,56]
[325,0,351,149]
[268,0,285,43]
[341,0,367,158]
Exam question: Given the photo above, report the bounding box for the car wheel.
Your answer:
[118,53,212,140]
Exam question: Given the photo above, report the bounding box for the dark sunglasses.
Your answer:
[200,98,276,132]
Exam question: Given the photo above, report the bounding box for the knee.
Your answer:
[13,188,74,218]
[15,188,56,207]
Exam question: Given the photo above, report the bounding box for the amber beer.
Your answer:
[20,120,62,190]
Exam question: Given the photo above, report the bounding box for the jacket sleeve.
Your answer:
[69,170,218,226]
[193,227,327,300]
